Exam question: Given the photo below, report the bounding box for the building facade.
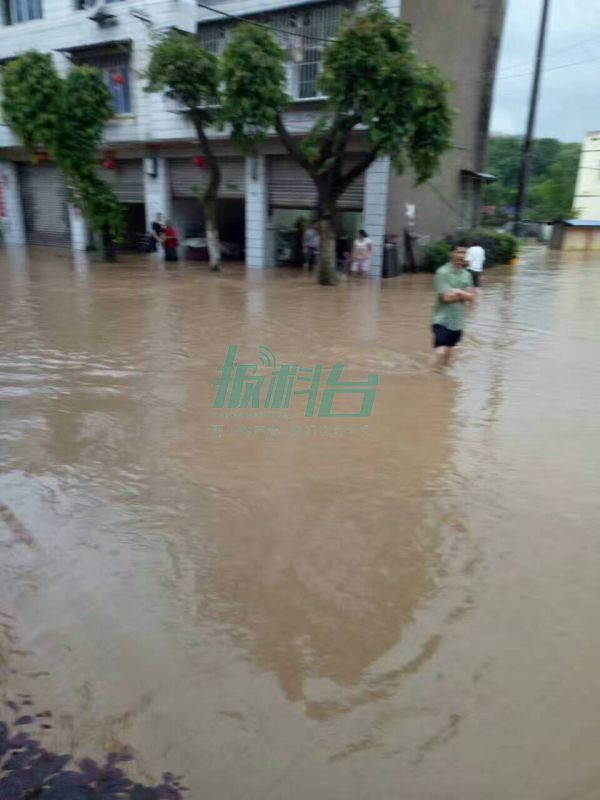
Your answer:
[573,132,600,220]
[0,0,505,273]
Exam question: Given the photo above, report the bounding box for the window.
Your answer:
[3,0,42,24]
[77,0,122,9]
[197,23,229,56]
[71,49,132,115]
[272,4,344,99]
[103,63,131,114]
[197,2,349,101]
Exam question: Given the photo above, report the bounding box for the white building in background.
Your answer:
[573,132,600,221]
[0,0,505,272]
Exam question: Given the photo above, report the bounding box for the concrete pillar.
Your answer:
[143,157,171,230]
[68,204,87,252]
[0,162,26,246]
[363,156,392,276]
[245,155,269,268]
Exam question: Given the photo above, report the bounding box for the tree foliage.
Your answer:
[317,4,451,183]
[484,135,580,221]
[145,30,219,112]
[220,25,288,149]
[1,51,124,258]
[1,52,62,154]
[221,0,452,284]
[59,66,114,172]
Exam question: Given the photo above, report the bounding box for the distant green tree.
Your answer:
[529,163,578,221]
[1,51,124,261]
[222,0,452,285]
[146,32,223,271]
[485,134,580,221]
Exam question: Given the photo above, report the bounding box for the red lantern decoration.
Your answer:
[111,72,124,86]
[103,158,116,170]
[193,155,206,169]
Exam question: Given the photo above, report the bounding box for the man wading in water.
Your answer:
[432,244,475,368]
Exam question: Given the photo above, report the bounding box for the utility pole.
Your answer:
[514,0,551,234]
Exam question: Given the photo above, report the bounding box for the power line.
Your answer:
[455,51,600,88]
[490,31,600,81]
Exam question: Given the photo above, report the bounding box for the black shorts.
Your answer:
[432,324,462,349]
[468,269,480,288]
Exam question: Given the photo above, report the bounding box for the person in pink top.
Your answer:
[350,230,373,276]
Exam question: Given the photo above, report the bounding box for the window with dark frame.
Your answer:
[3,0,43,24]
[70,48,132,115]
[76,0,123,8]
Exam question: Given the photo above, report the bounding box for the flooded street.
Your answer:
[1,245,600,799]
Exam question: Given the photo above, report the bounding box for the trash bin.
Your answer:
[383,242,401,278]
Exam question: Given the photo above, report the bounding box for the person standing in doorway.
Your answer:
[465,239,485,288]
[303,222,320,271]
[350,230,373,276]
[432,245,475,368]
[163,221,179,262]
[151,213,165,253]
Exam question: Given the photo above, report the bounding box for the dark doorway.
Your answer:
[218,199,245,261]
[119,203,146,251]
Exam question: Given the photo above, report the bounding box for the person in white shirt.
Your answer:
[350,230,373,276]
[465,240,485,288]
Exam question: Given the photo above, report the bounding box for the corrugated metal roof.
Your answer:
[56,39,132,56]
[562,219,600,227]
[461,169,497,182]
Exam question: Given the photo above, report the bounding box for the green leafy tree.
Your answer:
[58,66,124,260]
[221,0,452,285]
[146,31,223,270]
[529,162,578,221]
[1,52,62,154]
[484,134,580,221]
[2,52,124,261]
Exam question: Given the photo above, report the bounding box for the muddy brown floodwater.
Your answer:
[1,245,600,799]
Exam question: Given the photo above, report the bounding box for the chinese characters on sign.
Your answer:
[213,345,379,418]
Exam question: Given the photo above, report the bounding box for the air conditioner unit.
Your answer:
[89,0,118,28]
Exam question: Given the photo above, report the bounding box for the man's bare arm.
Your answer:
[441,291,463,303]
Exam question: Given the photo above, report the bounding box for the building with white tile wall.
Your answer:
[0,0,505,273]
[573,132,600,221]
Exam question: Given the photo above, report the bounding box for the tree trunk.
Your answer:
[192,111,222,273]
[204,196,221,272]
[101,226,117,263]
[317,198,338,286]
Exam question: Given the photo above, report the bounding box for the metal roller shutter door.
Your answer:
[170,158,245,199]
[268,155,365,210]
[20,164,70,247]
[103,159,144,203]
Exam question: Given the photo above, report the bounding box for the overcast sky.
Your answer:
[490,0,600,143]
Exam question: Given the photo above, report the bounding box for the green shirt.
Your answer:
[432,263,474,331]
